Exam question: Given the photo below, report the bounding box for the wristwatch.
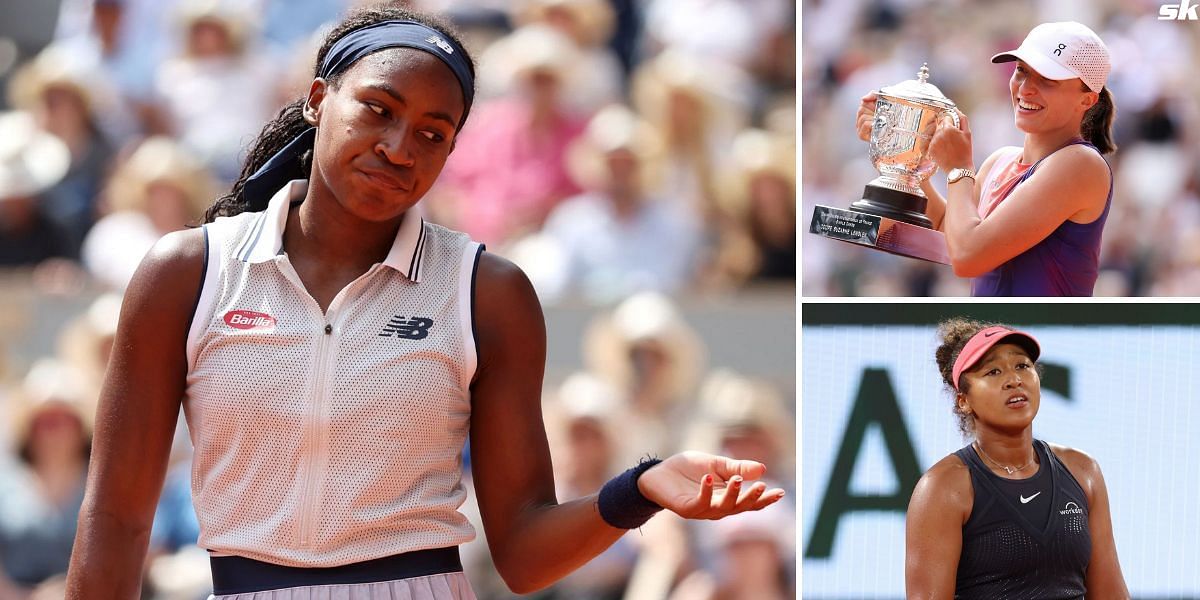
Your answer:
[947,168,976,185]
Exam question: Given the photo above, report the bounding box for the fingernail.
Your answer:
[732,476,743,485]
[703,474,713,485]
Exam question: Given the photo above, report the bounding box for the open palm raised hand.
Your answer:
[637,451,786,520]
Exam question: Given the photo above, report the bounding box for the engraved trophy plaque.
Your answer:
[809,63,956,265]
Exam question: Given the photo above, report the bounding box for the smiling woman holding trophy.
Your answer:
[856,21,1117,297]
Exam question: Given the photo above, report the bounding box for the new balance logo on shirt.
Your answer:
[379,316,434,340]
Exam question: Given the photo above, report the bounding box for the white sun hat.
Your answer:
[0,111,70,201]
[991,21,1111,93]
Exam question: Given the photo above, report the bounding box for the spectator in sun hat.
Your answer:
[9,45,121,253]
[434,24,589,245]
[631,49,753,225]
[0,359,94,592]
[581,291,706,464]
[0,111,75,266]
[9,41,135,144]
[707,127,796,286]
[154,0,276,181]
[531,103,702,302]
[511,0,623,112]
[81,136,218,290]
[51,0,179,137]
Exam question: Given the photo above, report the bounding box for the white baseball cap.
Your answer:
[991,21,1111,93]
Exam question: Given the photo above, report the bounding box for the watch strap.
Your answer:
[948,168,976,184]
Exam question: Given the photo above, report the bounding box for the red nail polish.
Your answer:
[704,474,712,485]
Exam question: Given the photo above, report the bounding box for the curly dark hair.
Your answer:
[934,317,1045,437]
[203,5,476,223]
[934,317,997,436]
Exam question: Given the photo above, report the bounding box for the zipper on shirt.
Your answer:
[297,321,333,547]
[289,264,380,549]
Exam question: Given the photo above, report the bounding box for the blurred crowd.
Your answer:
[801,0,1200,296]
[0,0,796,598]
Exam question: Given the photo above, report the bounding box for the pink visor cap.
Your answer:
[991,21,1111,93]
[951,326,1041,391]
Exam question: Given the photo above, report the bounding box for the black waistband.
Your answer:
[209,546,462,594]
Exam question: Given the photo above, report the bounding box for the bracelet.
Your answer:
[598,458,663,529]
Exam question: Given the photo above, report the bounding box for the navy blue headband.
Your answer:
[242,20,474,207]
[320,20,474,115]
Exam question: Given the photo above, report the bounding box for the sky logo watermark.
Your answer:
[1159,0,1199,20]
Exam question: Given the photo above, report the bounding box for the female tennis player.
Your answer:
[63,6,783,598]
[856,22,1116,296]
[905,318,1127,598]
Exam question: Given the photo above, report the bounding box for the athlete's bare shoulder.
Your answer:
[1047,142,1109,171]
[471,250,545,377]
[1047,442,1098,469]
[923,452,974,490]
[125,228,207,331]
[473,251,541,325]
[909,452,974,523]
[143,227,207,267]
[1047,442,1103,492]
[977,145,1021,183]
[132,227,205,280]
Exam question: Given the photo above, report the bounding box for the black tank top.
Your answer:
[953,439,1090,599]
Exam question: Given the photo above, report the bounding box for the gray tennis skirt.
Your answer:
[208,572,476,599]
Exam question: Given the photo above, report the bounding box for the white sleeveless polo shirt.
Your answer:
[184,180,483,567]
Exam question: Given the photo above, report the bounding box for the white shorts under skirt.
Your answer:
[209,572,476,600]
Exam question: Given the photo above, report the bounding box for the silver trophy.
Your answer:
[809,63,957,264]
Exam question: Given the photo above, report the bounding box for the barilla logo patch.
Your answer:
[224,310,277,330]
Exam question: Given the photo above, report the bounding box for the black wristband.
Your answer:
[598,458,664,529]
